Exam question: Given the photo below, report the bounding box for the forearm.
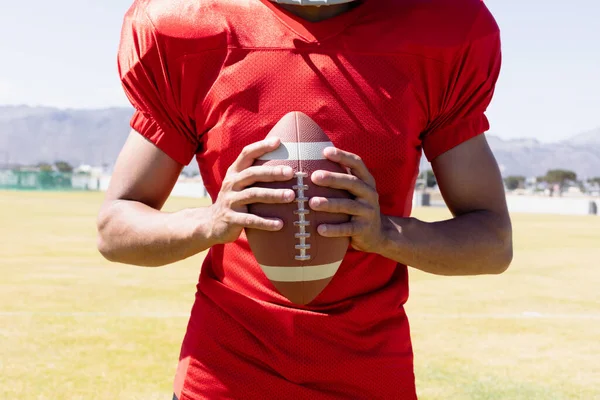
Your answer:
[381,210,513,276]
[97,200,212,267]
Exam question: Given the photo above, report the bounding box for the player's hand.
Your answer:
[309,147,387,254]
[207,138,296,245]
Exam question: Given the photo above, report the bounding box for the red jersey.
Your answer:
[118,0,501,398]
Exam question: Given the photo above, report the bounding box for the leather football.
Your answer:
[246,112,351,305]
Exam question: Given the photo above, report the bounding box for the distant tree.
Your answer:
[37,162,54,172]
[180,169,200,178]
[424,169,437,188]
[504,175,526,191]
[540,169,577,196]
[543,169,577,185]
[416,170,437,190]
[589,177,600,194]
[54,161,73,173]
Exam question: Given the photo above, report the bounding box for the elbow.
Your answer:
[97,235,118,263]
[492,240,513,275]
[489,224,513,275]
[96,204,119,263]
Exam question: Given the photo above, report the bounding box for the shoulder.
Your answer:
[144,0,223,36]
[367,0,499,59]
[123,0,257,53]
[437,0,500,45]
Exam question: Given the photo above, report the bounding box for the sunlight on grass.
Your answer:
[1,191,599,399]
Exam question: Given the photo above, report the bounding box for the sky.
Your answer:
[0,0,598,143]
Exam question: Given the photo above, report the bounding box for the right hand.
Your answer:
[206,137,296,245]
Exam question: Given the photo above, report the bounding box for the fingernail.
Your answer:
[285,190,294,201]
[282,166,293,175]
[268,137,279,146]
[319,225,327,234]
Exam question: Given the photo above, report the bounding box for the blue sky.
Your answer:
[0,0,598,142]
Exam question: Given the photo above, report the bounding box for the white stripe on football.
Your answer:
[257,141,333,161]
[259,261,342,282]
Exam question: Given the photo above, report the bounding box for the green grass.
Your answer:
[1,190,599,399]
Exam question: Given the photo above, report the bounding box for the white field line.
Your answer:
[0,311,190,318]
[412,312,600,320]
[0,311,599,320]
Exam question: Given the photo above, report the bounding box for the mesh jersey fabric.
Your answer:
[117,0,502,398]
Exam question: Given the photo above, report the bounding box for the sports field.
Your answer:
[1,190,599,399]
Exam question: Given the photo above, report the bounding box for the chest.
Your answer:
[193,49,428,209]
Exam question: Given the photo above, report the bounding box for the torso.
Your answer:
[129,0,498,398]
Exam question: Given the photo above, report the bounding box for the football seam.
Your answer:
[293,113,311,263]
[293,171,310,262]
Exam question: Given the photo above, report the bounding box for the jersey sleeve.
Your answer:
[117,3,199,166]
[421,7,502,162]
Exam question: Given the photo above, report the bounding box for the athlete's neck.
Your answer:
[277,1,360,22]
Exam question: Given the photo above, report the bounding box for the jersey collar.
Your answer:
[258,0,371,43]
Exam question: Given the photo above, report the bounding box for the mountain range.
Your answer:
[1,105,599,179]
[484,130,600,179]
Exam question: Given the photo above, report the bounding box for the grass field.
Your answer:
[1,190,599,399]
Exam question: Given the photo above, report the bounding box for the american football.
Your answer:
[246,112,352,305]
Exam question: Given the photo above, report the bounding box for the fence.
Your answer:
[421,189,598,216]
[2,169,597,216]
[0,169,101,191]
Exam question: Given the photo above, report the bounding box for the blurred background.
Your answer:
[0,0,599,399]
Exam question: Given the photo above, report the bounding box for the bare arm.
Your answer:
[96,131,208,266]
[97,131,295,267]
[310,134,513,276]
[381,135,513,275]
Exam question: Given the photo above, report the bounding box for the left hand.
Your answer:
[309,147,388,254]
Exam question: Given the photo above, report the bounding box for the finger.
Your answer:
[309,197,371,217]
[229,137,281,173]
[311,171,375,200]
[230,212,284,231]
[316,222,358,237]
[234,187,295,206]
[233,165,294,190]
[323,147,376,189]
